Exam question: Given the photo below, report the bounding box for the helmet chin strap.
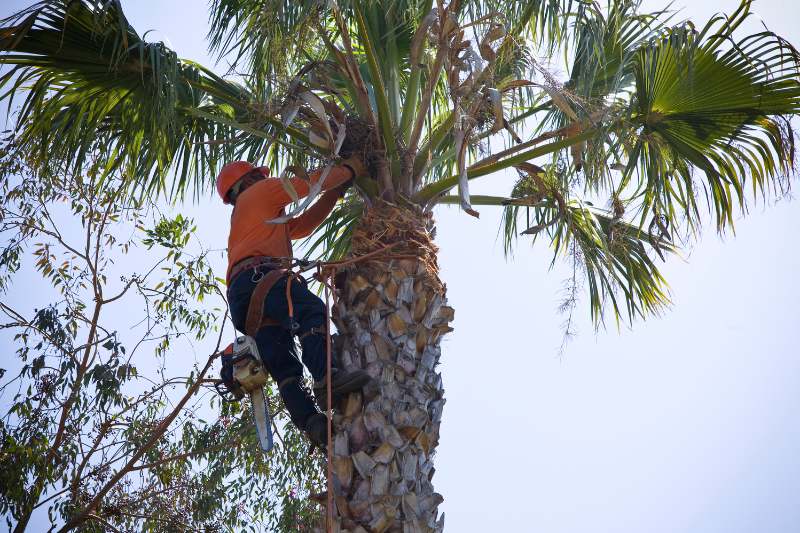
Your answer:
[228,180,245,203]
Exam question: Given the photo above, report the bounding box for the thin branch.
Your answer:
[59,312,228,532]
[129,435,240,472]
[86,514,122,533]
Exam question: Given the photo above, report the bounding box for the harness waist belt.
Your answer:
[230,255,288,283]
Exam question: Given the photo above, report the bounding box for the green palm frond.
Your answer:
[500,164,673,323]
[0,1,259,197]
[207,0,325,94]
[562,201,672,324]
[567,1,672,100]
[473,0,582,50]
[0,0,321,199]
[1,0,798,328]
[493,0,799,325]
[493,1,799,324]
[301,198,363,262]
[625,1,800,232]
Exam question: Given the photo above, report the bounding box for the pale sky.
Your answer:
[2,1,799,531]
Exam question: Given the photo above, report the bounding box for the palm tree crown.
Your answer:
[1,0,798,322]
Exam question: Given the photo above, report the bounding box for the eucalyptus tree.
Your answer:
[1,0,798,531]
[0,151,327,532]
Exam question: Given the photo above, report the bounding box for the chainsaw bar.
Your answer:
[250,387,274,453]
[216,336,274,454]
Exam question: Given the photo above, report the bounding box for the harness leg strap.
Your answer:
[297,325,327,342]
[245,269,288,336]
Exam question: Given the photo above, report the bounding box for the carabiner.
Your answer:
[294,258,319,273]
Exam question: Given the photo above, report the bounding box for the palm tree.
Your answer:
[2,0,798,530]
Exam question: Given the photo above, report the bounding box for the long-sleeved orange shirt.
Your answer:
[226,165,353,282]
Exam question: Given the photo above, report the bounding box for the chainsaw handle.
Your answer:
[229,352,254,365]
[214,380,244,402]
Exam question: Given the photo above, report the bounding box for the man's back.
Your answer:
[227,178,292,279]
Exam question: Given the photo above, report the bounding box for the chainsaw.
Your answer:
[214,336,274,453]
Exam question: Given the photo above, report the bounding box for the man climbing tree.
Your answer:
[218,158,371,448]
[1,0,799,531]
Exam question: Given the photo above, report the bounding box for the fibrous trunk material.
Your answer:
[320,202,453,532]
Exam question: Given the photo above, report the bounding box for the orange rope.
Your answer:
[313,245,419,531]
[321,268,334,533]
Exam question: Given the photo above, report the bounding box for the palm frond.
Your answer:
[625,1,800,233]
[0,0,276,198]
[301,198,362,262]
[499,164,674,323]
[207,0,327,96]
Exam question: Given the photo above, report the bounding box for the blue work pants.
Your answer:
[227,265,327,430]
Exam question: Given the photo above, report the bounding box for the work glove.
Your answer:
[341,155,367,179]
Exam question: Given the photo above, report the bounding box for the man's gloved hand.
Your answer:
[341,156,367,179]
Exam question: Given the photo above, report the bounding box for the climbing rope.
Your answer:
[310,243,401,533]
[322,276,334,533]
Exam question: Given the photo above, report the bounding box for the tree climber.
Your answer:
[219,158,371,448]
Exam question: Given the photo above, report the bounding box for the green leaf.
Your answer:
[627,4,800,233]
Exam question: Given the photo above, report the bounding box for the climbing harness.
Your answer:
[298,325,326,342]
[234,257,324,337]
[244,268,292,334]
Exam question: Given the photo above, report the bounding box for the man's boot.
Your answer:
[312,368,371,410]
[304,412,329,450]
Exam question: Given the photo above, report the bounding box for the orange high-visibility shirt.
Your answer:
[226,165,353,282]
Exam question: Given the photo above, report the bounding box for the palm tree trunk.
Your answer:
[324,201,453,532]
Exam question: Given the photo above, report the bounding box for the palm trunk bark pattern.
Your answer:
[323,202,453,532]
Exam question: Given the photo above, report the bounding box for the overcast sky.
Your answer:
[2,0,799,531]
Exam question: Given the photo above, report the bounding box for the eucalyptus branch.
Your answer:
[101,276,137,305]
[0,302,75,360]
[70,422,113,501]
[115,511,198,532]
[9,216,89,263]
[85,515,122,533]
[129,434,240,473]
[59,313,228,532]
[32,487,72,511]
[14,297,107,533]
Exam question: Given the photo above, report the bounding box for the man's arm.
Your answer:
[253,157,364,208]
[252,165,351,205]
[287,187,345,239]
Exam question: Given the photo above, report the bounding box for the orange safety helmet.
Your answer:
[216,161,255,204]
